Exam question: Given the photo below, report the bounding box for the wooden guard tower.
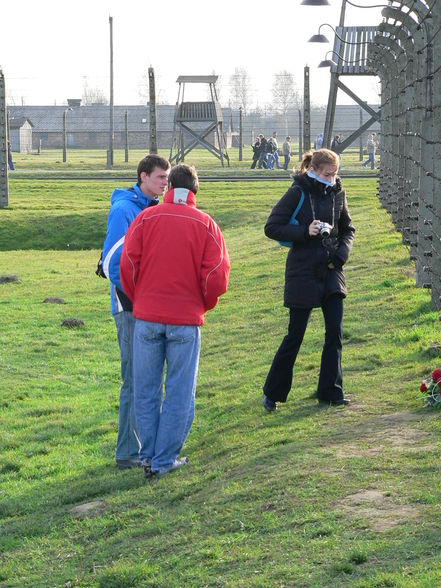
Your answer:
[169,75,229,167]
[323,22,379,152]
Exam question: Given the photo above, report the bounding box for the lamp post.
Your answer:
[62,107,72,163]
[107,15,114,169]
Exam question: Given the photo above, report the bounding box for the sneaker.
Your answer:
[151,457,189,478]
[263,394,277,412]
[116,458,142,469]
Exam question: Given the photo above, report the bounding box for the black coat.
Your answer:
[252,140,260,161]
[259,137,268,155]
[264,173,355,309]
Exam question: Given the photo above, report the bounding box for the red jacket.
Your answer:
[120,187,230,325]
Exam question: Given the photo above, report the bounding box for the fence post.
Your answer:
[125,110,129,162]
[149,67,158,154]
[0,68,8,208]
[303,66,311,152]
[239,106,243,161]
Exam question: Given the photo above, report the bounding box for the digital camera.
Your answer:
[319,222,333,237]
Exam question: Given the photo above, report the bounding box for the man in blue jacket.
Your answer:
[102,154,170,469]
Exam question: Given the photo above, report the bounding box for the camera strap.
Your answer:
[308,192,335,227]
[309,192,336,257]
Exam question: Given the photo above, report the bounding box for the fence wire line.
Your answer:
[368,3,441,303]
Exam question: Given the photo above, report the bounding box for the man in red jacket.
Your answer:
[120,164,230,478]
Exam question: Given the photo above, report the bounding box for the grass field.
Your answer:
[10,147,378,177]
[0,176,440,587]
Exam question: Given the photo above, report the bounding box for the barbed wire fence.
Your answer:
[367,0,441,309]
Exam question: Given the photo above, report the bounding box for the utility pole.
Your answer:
[148,67,158,154]
[298,109,303,160]
[125,110,129,162]
[107,15,114,169]
[239,106,243,161]
[359,108,363,161]
[0,68,8,207]
[303,66,311,152]
[62,107,72,163]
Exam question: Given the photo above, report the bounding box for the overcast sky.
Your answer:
[1,0,384,108]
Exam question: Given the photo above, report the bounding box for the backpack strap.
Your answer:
[278,190,305,247]
[291,191,305,222]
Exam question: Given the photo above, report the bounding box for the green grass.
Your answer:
[1,177,440,587]
[11,147,378,177]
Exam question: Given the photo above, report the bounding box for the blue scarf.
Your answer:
[307,170,335,188]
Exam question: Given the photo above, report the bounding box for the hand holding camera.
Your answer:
[309,220,333,237]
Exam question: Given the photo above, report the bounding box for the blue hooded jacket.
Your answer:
[102,183,158,315]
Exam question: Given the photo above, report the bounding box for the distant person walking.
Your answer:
[251,136,261,169]
[257,134,268,169]
[266,137,277,170]
[282,136,291,170]
[362,133,376,169]
[101,154,171,469]
[315,133,323,150]
[271,131,281,169]
[330,134,341,152]
[7,140,14,171]
[120,164,230,478]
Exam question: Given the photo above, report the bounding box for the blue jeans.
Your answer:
[114,311,140,461]
[283,154,291,170]
[133,320,201,473]
[273,151,280,169]
[258,151,267,168]
[363,153,375,169]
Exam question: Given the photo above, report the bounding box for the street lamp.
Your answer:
[318,50,351,67]
[309,23,368,44]
[62,107,73,163]
[300,0,330,5]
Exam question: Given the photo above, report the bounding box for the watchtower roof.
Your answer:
[176,75,218,84]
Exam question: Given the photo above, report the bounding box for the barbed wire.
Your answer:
[369,3,441,303]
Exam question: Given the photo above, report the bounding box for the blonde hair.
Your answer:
[299,148,339,174]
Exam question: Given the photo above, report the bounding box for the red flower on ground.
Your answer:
[420,381,428,392]
[432,368,441,382]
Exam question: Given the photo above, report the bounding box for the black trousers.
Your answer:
[263,294,344,402]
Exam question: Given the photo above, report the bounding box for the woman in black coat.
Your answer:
[251,137,261,169]
[262,149,355,411]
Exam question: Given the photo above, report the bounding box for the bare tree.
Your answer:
[272,71,300,134]
[82,78,108,105]
[229,67,252,114]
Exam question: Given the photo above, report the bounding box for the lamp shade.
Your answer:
[318,58,337,68]
[308,33,330,43]
[301,0,330,5]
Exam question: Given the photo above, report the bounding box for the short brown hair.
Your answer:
[168,164,199,194]
[137,154,170,184]
[299,148,339,174]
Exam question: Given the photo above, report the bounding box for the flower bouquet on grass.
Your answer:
[420,368,441,408]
